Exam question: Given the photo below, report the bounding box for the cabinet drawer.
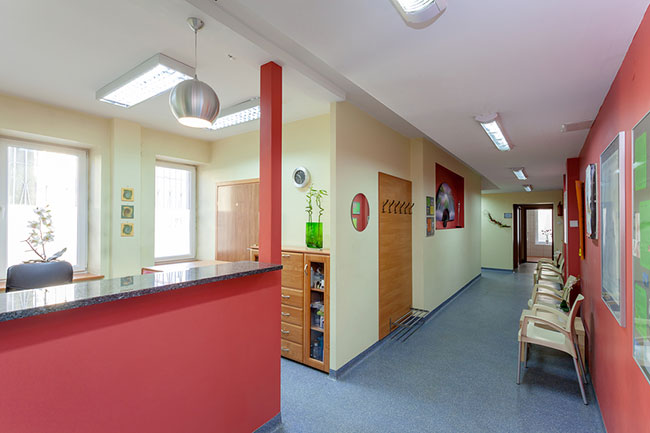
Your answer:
[281,305,303,326]
[280,321,303,344]
[281,287,303,308]
[280,339,303,362]
[281,252,304,289]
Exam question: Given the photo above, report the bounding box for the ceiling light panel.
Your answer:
[512,168,527,180]
[97,54,194,108]
[208,98,260,130]
[523,185,533,192]
[475,113,511,152]
[390,0,447,24]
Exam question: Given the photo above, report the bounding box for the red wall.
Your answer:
[575,7,650,432]
[0,272,281,433]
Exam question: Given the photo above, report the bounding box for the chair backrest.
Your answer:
[561,275,579,302]
[564,294,584,336]
[554,250,563,267]
[6,261,73,292]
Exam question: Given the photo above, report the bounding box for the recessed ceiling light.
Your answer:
[208,98,260,130]
[561,120,593,133]
[523,185,533,192]
[512,168,528,180]
[96,53,193,108]
[475,113,511,151]
[390,0,447,24]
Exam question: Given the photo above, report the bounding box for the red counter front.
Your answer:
[0,271,281,433]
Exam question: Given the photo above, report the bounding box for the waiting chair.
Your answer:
[528,275,578,309]
[534,255,565,285]
[518,294,588,404]
[5,261,73,292]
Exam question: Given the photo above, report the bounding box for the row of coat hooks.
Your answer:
[382,199,414,214]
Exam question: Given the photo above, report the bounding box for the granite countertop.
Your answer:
[0,261,282,323]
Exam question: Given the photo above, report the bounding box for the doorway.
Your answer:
[513,204,553,269]
[216,179,259,262]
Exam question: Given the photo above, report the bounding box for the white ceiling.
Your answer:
[0,0,337,141]
[200,0,649,191]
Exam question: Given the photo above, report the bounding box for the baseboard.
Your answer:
[329,273,481,381]
[481,267,514,273]
[254,412,282,433]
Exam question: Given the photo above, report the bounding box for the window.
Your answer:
[0,139,88,276]
[536,208,553,245]
[154,161,196,261]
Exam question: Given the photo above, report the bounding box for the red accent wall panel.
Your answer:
[573,6,650,432]
[0,273,281,433]
[259,61,283,264]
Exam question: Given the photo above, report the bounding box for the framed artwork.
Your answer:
[435,164,464,229]
[600,132,625,326]
[121,187,134,202]
[121,205,134,219]
[585,163,598,239]
[120,223,134,237]
[426,217,435,237]
[633,111,650,384]
[426,196,435,216]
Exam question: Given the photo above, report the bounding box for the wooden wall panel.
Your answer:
[216,180,259,262]
[378,172,412,339]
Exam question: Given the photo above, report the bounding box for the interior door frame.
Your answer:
[513,203,554,268]
[215,178,259,261]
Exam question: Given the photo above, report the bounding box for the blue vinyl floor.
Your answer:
[273,264,606,433]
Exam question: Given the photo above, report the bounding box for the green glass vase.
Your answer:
[306,222,323,249]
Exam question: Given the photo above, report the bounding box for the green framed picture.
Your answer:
[121,205,134,219]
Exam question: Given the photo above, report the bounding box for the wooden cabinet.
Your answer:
[250,246,330,372]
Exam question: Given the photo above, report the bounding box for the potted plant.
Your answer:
[305,186,327,249]
[23,206,67,263]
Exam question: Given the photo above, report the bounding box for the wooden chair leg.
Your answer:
[575,343,588,384]
[573,357,588,405]
[517,342,522,384]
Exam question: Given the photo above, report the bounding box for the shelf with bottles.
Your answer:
[309,262,325,291]
[309,330,324,362]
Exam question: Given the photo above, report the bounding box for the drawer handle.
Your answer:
[281,295,290,299]
[281,312,291,317]
[281,348,290,352]
[281,330,290,334]
[282,254,291,258]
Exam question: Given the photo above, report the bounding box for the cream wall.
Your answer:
[0,93,212,278]
[481,190,563,270]
[330,102,412,370]
[329,102,482,371]
[411,138,482,311]
[196,114,331,260]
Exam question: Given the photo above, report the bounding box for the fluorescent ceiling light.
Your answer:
[390,0,447,24]
[208,98,260,130]
[512,168,528,180]
[475,113,511,152]
[523,185,533,192]
[97,53,194,108]
[561,120,593,133]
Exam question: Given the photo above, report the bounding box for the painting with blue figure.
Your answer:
[436,183,455,228]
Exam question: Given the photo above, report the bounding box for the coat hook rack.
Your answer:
[400,202,407,214]
[408,203,415,214]
[388,200,395,214]
[394,201,402,214]
[382,199,389,213]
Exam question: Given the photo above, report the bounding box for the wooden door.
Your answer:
[378,172,412,339]
[216,180,259,261]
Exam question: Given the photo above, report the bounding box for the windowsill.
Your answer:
[153,257,197,266]
[0,271,104,291]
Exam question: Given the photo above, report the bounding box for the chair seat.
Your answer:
[519,321,573,356]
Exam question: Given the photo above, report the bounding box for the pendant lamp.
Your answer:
[170,17,220,128]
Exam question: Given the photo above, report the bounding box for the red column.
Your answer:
[565,158,581,278]
[259,62,282,264]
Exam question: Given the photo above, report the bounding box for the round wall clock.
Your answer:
[292,167,311,188]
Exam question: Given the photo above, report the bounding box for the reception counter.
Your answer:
[0,261,282,433]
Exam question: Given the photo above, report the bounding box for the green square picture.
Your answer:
[121,205,134,219]
[352,202,361,215]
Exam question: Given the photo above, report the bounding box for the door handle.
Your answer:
[281,330,290,334]
[281,348,290,352]
[282,254,291,258]
[281,312,290,317]
[304,264,308,275]
[281,295,290,299]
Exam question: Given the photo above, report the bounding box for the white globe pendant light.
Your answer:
[170,17,220,128]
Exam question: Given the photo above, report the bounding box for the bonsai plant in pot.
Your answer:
[23,206,67,263]
[305,186,327,249]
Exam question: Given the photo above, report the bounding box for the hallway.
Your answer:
[276,266,605,433]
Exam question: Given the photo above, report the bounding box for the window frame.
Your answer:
[534,208,553,245]
[154,160,197,263]
[0,138,89,275]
